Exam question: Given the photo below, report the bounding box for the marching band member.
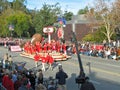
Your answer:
[47,43,52,53]
[46,53,54,70]
[35,41,42,53]
[24,41,29,53]
[43,43,47,53]
[41,53,47,71]
[34,52,41,67]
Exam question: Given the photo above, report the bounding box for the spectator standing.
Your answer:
[2,72,14,90]
[8,55,13,70]
[3,53,9,69]
[55,65,68,90]
[18,78,33,90]
[28,71,36,90]
[12,70,18,83]
[36,69,44,85]
[14,75,22,90]
[0,68,3,85]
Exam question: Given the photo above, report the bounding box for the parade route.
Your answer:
[0,46,120,90]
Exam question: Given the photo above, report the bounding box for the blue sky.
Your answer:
[8,0,94,15]
[26,0,94,15]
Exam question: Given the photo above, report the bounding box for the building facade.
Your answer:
[52,15,96,42]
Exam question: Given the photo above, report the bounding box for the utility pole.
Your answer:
[72,22,85,84]
[72,22,95,90]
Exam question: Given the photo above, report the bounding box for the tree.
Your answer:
[112,0,120,26]
[82,26,107,43]
[82,34,95,42]
[0,0,10,14]
[63,11,73,21]
[87,0,116,42]
[33,3,61,35]
[6,11,32,37]
[12,0,27,11]
[0,8,14,37]
[77,6,89,15]
[112,0,120,40]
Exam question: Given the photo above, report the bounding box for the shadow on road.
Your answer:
[67,71,120,90]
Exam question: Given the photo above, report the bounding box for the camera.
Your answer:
[75,75,86,84]
[75,71,87,84]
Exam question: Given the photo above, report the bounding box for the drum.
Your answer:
[31,33,42,45]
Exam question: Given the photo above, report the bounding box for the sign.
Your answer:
[43,27,54,33]
[43,26,54,43]
[10,46,22,52]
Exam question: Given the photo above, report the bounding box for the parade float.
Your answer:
[20,26,71,61]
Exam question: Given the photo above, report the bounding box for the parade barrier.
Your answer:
[10,45,22,52]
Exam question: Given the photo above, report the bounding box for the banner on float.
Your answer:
[10,46,22,52]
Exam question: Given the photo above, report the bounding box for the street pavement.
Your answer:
[0,46,120,90]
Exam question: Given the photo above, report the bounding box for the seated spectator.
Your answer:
[48,81,56,90]
[35,83,47,90]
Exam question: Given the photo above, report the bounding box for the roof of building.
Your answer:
[67,14,98,24]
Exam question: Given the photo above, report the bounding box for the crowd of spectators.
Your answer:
[0,37,119,90]
[0,53,63,90]
[66,40,120,60]
[0,37,21,46]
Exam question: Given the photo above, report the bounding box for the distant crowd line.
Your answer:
[0,37,120,61]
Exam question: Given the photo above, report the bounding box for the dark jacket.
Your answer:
[56,70,68,85]
[80,81,95,90]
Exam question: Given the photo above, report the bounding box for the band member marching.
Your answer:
[35,41,42,53]
[46,53,54,70]
[34,52,41,67]
[41,53,47,71]
[43,42,47,53]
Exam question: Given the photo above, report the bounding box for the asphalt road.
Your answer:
[0,46,120,90]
